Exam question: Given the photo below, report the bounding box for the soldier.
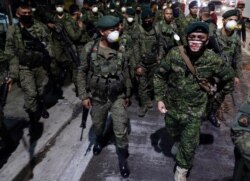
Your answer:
[231,95,250,181]
[155,6,183,55]
[208,2,217,26]
[133,8,160,117]
[76,15,132,178]
[153,22,234,181]
[185,1,199,26]
[81,0,103,38]
[5,3,51,138]
[236,1,246,48]
[199,7,217,36]
[208,9,241,127]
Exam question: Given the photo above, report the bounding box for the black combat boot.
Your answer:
[93,136,104,155]
[27,110,43,142]
[117,147,130,178]
[208,110,220,127]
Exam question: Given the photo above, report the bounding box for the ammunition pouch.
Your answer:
[19,50,44,68]
[141,53,157,65]
[88,73,125,101]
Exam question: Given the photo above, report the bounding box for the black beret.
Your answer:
[222,9,239,19]
[126,8,136,15]
[141,8,154,20]
[186,22,209,34]
[189,1,198,9]
[97,15,120,29]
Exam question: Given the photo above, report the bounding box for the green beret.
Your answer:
[141,8,154,20]
[222,9,238,19]
[186,22,209,34]
[126,8,136,16]
[97,15,120,29]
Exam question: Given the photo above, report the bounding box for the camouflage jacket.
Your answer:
[4,20,51,80]
[76,39,132,102]
[215,29,241,77]
[154,47,235,113]
[185,14,199,26]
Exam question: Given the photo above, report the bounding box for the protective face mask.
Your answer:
[225,20,237,31]
[31,8,36,12]
[92,7,98,13]
[188,40,204,52]
[116,2,120,6]
[127,17,134,23]
[162,5,167,10]
[20,15,33,24]
[110,9,115,13]
[56,7,64,13]
[121,7,127,13]
[107,30,119,43]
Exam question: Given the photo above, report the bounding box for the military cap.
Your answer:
[97,15,120,29]
[222,9,239,19]
[189,1,198,9]
[69,4,79,15]
[186,22,209,34]
[55,0,64,5]
[141,8,154,20]
[126,8,136,16]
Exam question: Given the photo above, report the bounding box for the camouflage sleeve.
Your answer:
[153,51,172,101]
[124,56,133,97]
[76,42,93,100]
[4,25,19,80]
[234,39,242,78]
[64,19,82,42]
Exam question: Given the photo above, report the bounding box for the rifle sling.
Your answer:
[178,45,196,75]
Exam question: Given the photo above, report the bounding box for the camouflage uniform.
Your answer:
[231,102,250,181]
[77,40,132,149]
[154,47,234,169]
[5,20,50,120]
[185,14,199,26]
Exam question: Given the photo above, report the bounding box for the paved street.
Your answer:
[1,21,250,181]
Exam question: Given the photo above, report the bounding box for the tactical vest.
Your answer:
[133,25,159,65]
[14,22,44,68]
[87,41,127,101]
[215,29,239,65]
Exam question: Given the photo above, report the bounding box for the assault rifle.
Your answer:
[54,25,80,67]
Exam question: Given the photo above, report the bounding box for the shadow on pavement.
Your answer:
[0,116,28,169]
[150,127,214,157]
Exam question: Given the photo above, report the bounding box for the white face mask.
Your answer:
[225,20,237,31]
[31,8,36,12]
[162,5,167,10]
[92,7,98,13]
[110,9,115,13]
[107,30,119,43]
[188,40,203,52]
[116,2,120,6]
[121,7,127,13]
[127,17,134,23]
[56,7,64,13]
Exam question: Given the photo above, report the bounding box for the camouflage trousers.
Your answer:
[164,107,203,169]
[91,97,129,149]
[19,66,48,113]
[136,63,158,106]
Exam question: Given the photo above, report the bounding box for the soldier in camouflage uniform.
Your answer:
[133,8,160,117]
[207,9,241,127]
[185,1,199,26]
[76,15,132,178]
[5,3,51,138]
[231,94,250,181]
[155,6,183,55]
[199,7,217,36]
[153,22,234,181]
[81,0,103,38]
